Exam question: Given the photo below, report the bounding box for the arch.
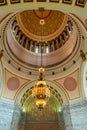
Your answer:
[15,80,69,106]
[81,61,87,98]
[23,95,59,122]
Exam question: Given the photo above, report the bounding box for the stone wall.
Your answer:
[70,99,87,130]
[63,99,87,130]
[10,103,21,130]
[1,98,87,130]
[0,99,14,130]
[0,98,21,130]
[63,105,73,130]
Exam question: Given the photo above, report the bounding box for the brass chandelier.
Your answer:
[32,10,50,110]
[32,66,50,110]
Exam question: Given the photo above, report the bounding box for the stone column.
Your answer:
[63,104,73,130]
[19,112,26,130]
[58,112,66,130]
[10,103,22,130]
[0,99,14,130]
[15,26,19,37]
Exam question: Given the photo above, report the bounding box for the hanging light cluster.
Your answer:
[32,67,50,110]
[32,8,50,110]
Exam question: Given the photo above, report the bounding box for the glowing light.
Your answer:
[32,67,50,110]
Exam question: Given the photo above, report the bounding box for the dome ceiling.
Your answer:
[16,10,68,42]
[1,8,86,79]
[6,10,78,67]
[0,3,87,107]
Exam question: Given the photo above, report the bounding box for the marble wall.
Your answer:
[0,98,87,130]
[63,105,73,130]
[0,99,21,130]
[0,99,14,130]
[70,99,87,130]
[10,103,22,130]
[63,99,87,130]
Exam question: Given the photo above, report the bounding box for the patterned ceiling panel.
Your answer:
[2,68,30,100]
[55,69,81,100]
[37,0,46,2]
[50,0,59,2]
[64,77,77,91]
[16,10,67,37]
[7,77,20,91]
[0,0,7,6]
[10,0,20,4]
[62,0,73,4]
[0,0,86,7]
[75,0,86,7]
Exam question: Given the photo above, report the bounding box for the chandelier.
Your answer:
[32,67,50,110]
[32,8,50,110]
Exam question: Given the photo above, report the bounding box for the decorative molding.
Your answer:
[85,19,87,28]
[0,0,7,6]
[21,85,63,107]
[23,0,33,2]
[62,0,72,4]
[75,0,86,7]
[37,0,46,2]
[50,0,59,3]
[10,0,20,4]
[71,13,87,31]
[7,77,20,91]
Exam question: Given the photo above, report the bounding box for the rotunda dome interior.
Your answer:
[0,1,87,130]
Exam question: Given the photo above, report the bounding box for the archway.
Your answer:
[15,80,68,130]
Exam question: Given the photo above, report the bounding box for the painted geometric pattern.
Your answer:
[64,77,77,91]
[21,85,63,107]
[2,68,30,100]
[7,77,20,91]
[0,0,86,7]
[55,69,81,100]
[25,96,58,122]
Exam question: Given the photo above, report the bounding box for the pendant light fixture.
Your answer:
[32,8,50,110]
